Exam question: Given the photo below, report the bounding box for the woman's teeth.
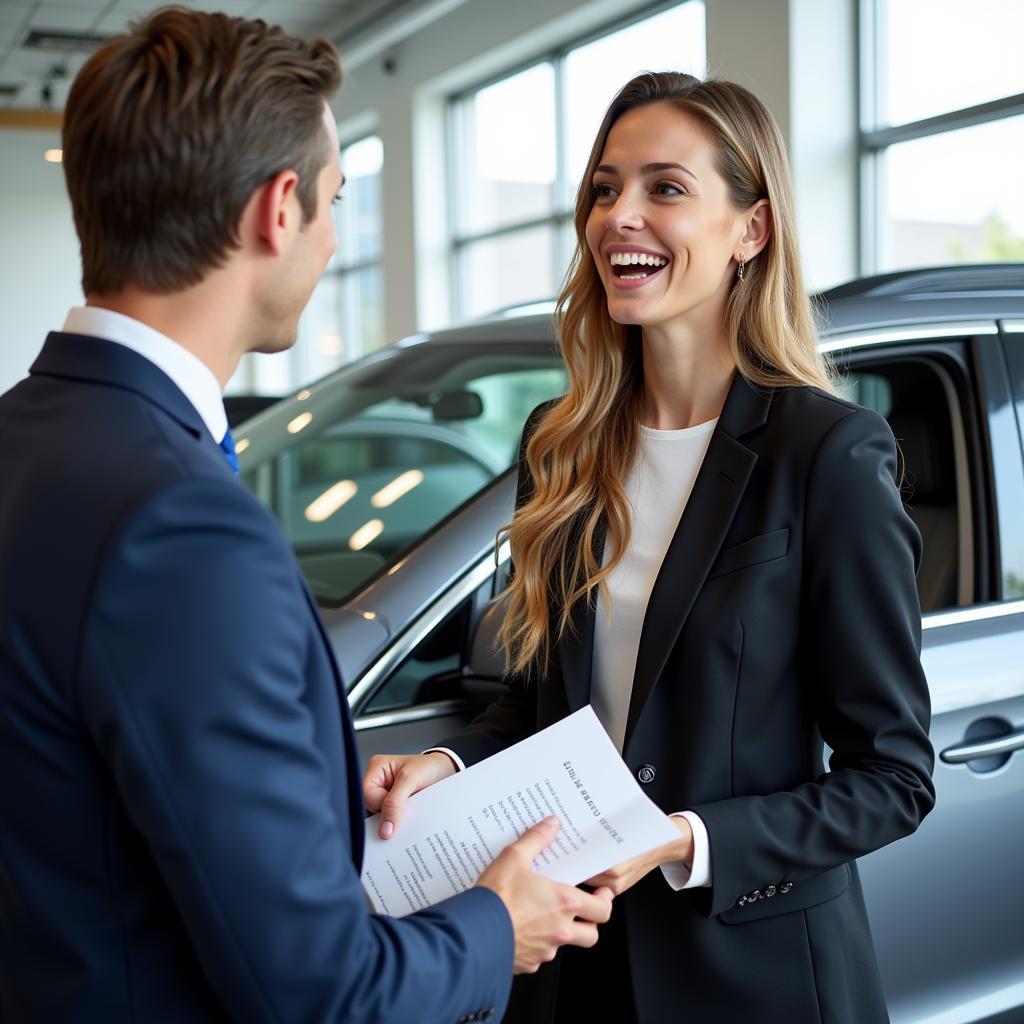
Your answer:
[609,252,669,280]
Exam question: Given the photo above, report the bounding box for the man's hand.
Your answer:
[362,752,458,839]
[477,817,614,974]
[584,814,694,896]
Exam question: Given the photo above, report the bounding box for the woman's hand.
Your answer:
[362,751,459,839]
[583,814,694,896]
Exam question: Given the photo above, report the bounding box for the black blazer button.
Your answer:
[637,764,656,784]
[766,885,777,897]
[781,881,793,894]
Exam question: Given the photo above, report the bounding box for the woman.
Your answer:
[364,72,935,1023]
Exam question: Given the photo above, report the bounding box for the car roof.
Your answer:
[816,263,1024,334]
[406,264,1024,347]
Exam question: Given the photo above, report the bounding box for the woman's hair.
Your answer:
[498,71,835,678]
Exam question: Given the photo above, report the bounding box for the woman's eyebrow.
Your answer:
[594,162,699,182]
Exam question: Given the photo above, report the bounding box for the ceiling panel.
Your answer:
[0,0,422,110]
[0,8,34,32]
[33,3,106,31]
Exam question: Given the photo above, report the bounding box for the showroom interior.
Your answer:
[1,2,1023,1023]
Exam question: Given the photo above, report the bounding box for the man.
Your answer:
[0,8,611,1022]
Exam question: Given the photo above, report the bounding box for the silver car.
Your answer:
[238,264,1024,1024]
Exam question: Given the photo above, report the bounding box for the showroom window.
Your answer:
[860,0,1024,272]
[237,134,385,397]
[447,1,706,321]
[299,134,385,381]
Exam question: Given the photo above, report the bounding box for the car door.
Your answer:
[348,323,1024,1022]
[834,325,1024,1024]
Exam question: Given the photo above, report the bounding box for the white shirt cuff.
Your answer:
[422,747,466,772]
[659,811,712,890]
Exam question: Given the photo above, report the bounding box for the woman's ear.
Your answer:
[740,199,772,258]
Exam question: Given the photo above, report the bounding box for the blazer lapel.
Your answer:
[622,374,773,750]
[557,517,606,713]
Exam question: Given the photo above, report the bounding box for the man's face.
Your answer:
[251,104,344,354]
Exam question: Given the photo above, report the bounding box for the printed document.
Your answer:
[361,705,680,916]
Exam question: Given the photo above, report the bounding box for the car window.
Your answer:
[364,598,472,714]
[239,342,566,605]
[838,355,975,613]
[836,372,893,417]
[1001,329,1024,598]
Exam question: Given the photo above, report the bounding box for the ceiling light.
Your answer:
[371,469,424,508]
[287,411,313,434]
[349,519,384,551]
[305,480,357,523]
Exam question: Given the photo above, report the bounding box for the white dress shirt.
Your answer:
[63,306,228,444]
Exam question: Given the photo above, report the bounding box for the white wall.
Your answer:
[0,129,83,394]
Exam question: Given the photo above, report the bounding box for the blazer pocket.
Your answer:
[707,527,790,580]
[718,863,850,925]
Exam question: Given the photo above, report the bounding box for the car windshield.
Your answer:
[236,336,566,605]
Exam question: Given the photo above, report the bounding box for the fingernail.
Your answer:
[380,821,394,839]
[542,816,558,828]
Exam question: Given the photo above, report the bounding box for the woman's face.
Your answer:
[585,102,752,332]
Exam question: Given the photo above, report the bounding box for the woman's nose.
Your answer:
[605,190,645,232]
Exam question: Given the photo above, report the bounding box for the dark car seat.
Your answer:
[886,368,959,612]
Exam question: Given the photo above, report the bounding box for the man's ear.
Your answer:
[252,169,301,256]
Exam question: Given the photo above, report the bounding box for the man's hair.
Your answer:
[62,6,342,295]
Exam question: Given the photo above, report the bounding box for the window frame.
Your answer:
[445,0,700,321]
[327,132,385,362]
[857,0,1024,274]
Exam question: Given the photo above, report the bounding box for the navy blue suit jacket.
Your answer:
[0,332,513,1022]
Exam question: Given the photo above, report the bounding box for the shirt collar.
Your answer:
[62,306,228,444]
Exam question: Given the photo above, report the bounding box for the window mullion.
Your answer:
[446,95,464,321]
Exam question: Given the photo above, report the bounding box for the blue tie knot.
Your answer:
[219,427,239,474]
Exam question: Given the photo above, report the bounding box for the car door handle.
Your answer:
[940,728,1024,764]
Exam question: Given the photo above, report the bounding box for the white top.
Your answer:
[592,419,717,750]
[63,306,228,444]
[592,418,718,890]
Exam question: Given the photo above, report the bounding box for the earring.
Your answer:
[736,254,746,281]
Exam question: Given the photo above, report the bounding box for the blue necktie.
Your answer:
[219,427,239,474]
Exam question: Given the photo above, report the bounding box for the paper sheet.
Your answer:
[361,706,680,916]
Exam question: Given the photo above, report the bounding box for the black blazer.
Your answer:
[442,372,935,1024]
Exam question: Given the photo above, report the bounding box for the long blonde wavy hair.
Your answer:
[498,71,836,678]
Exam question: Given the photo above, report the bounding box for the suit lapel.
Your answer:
[620,373,773,750]
[297,577,366,867]
[31,332,207,440]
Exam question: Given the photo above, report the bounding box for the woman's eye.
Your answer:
[590,183,616,199]
[653,181,685,196]
[332,191,344,206]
